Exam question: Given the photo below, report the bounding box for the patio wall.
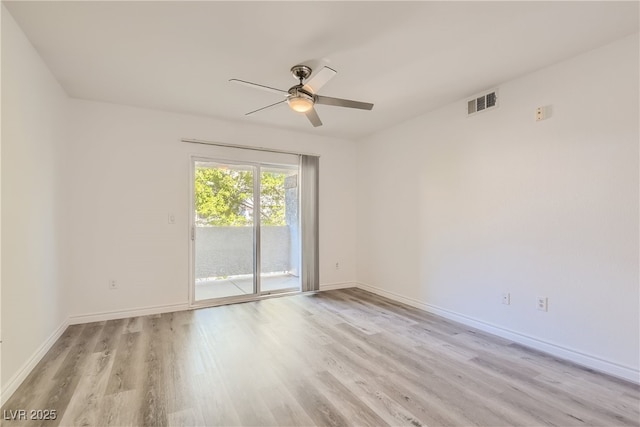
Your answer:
[195,226,292,279]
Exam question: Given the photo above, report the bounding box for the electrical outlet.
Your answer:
[535,105,552,122]
[108,279,118,290]
[501,292,510,305]
[536,296,548,311]
[168,213,175,224]
[335,262,340,270]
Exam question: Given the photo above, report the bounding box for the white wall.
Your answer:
[1,5,70,396]
[356,34,639,381]
[65,100,358,319]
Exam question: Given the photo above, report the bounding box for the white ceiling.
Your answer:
[4,1,639,140]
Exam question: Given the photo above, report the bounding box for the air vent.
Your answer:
[467,89,498,116]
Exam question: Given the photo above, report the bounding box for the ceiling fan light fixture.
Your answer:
[287,89,314,113]
[288,96,313,113]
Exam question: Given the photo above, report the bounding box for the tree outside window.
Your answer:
[194,167,286,226]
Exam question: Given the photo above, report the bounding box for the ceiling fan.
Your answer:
[230,65,374,127]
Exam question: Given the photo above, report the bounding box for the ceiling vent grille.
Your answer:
[467,89,498,116]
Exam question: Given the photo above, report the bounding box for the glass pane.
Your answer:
[194,161,255,301]
[260,166,301,293]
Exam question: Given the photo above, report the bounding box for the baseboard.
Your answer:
[355,282,640,384]
[1,319,69,406]
[66,285,358,324]
[319,281,357,291]
[68,302,190,325]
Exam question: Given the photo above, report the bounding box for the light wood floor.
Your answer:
[3,288,639,427]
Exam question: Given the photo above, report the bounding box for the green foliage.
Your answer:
[260,172,286,226]
[195,167,287,226]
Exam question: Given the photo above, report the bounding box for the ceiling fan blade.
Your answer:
[229,79,288,95]
[305,107,323,127]
[245,100,287,116]
[302,66,337,94]
[315,95,374,110]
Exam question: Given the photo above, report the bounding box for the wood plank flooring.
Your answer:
[2,288,639,426]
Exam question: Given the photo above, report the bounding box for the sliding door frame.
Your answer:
[189,155,301,308]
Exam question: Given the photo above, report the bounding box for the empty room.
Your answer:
[1,1,639,426]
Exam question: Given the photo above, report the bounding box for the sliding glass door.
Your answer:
[259,165,300,293]
[192,159,301,303]
[193,161,255,300]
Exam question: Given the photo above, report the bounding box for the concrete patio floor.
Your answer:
[195,273,300,301]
